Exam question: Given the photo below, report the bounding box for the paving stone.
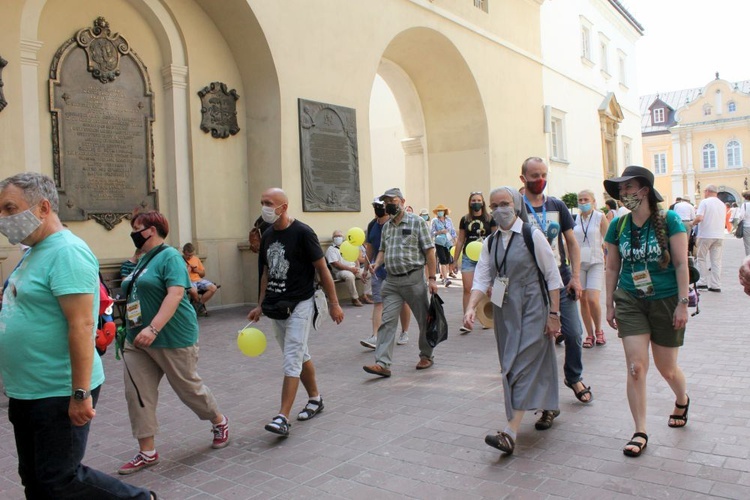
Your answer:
[1,236,749,497]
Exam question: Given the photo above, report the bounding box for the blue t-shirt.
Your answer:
[604,210,686,300]
[0,230,105,399]
[366,217,387,279]
[525,196,575,284]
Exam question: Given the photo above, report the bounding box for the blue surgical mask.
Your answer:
[333,236,344,246]
[437,211,445,217]
[578,203,592,213]
[421,215,429,221]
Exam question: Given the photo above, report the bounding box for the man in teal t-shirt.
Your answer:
[0,173,152,499]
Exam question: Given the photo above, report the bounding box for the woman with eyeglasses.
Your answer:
[603,166,690,458]
[453,191,496,333]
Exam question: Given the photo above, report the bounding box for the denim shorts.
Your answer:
[460,255,477,273]
[370,273,383,303]
[614,288,685,347]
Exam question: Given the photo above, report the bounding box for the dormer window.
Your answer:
[703,104,712,116]
[729,101,737,113]
[653,108,665,124]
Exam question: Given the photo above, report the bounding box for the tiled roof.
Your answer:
[640,80,750,134]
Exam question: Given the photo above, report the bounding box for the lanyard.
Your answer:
[524,195,546,232]
[493,231,516,276]
[581,212,594,243]
[127,244,167,301]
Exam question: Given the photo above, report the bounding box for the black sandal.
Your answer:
[564,379,593,403]
[623,432,648,457]
[297,397,324,421]
[668,395,690,428]
[485,431,515,455]
[264,415,290,436]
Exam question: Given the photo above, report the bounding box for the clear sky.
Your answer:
[625,0,749,96]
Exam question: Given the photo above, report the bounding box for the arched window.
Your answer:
[703,104,712,116]
[728,101,737,113]
[702,143,717,169]
[727,140,742,168]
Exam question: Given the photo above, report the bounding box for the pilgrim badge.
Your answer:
[198,82,240,139]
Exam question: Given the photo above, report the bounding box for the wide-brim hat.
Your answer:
[476,296,494,329]
[432,204,450,215]
[419,208,429,216]
[604,165,663,202]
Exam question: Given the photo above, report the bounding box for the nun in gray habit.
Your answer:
[464,186,564,455]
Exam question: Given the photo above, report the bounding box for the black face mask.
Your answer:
[130,228,151,249]
[374,206,386,217]
[385,203,401,216]
[470,202,483,213]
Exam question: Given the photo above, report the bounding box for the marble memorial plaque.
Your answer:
[298,99,360,212]
[49,17,156,229]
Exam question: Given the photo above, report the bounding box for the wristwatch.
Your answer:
[678,297,689,305]
[548,311,560,317]
[73,388,90,401]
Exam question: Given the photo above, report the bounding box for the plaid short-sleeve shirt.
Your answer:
[379,212,434,275]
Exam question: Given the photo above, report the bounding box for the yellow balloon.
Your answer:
[466,241,482,262]
[449,246,455,258]
[237,327,267,357]
[339,241,361,262]
[346,227,366,247]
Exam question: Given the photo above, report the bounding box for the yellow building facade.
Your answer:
[0,0,641,306]
[641,76,750,206]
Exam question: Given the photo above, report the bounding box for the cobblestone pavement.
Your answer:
[1,237,749,499]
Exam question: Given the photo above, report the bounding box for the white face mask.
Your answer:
[0,207,42,245]
[492,206,516,229]
[333,236,344,246]
[261,205,281,224]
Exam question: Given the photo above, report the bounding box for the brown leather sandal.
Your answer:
[484,431,515,454]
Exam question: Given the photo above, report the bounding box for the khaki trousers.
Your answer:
[123,342,220,439]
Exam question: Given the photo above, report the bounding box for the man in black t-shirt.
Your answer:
[248,188,344,437]
[520,157,593,429]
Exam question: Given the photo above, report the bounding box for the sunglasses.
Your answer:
[631,227,641,249]
[470,191,483,195]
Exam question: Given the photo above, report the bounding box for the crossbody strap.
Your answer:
[125,244,167,302]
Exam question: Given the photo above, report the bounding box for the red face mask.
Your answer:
[525,178,547,195]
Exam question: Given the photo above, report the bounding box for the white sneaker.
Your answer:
[360,336,377,349]
[397,331,409,345]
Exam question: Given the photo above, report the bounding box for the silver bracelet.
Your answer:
[148,324,160,336]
